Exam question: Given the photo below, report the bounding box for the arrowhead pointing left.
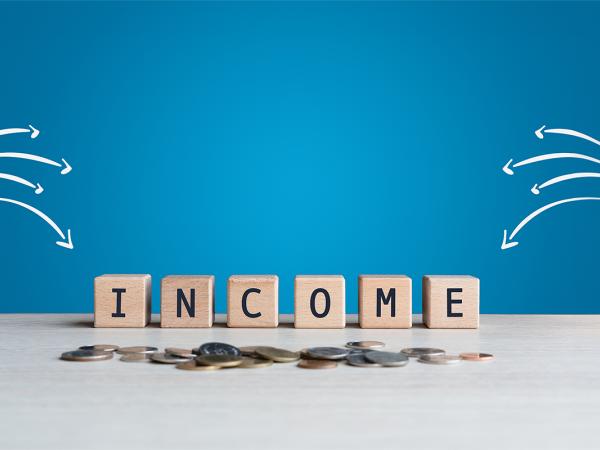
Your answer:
[56,229,74,250]
[535,125,546,139]
[28,125,39,139]
[501,229,519,250]
[502,159,514,175]
[60,158,72,175]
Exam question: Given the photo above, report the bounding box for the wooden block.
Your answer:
[227,275,278,327]
[94,274,151,328]
[160,275,215,328]
[422,275,479,329]
[358,275,412,328]
[294,275,345,328]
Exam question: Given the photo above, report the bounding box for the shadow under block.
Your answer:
[227,275,279,327]
[161,275,215,328]
[358,275,412,328]
[294,275,345,328]
[423,275,479,329]
[94,274,151,328]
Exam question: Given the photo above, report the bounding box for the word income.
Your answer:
[94,274,480,329]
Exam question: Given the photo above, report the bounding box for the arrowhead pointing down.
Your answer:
[35,183,44,195]
[56,229,74,250]
[501,229,519,250]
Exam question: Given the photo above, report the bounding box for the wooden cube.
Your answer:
[294,275,345,328]
[358,275,412,328]
[160,275,214,328]
[94,274,151,328]
[227,275,278,327]
[423,275,479,328]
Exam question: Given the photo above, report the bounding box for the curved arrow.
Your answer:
[501,197,600,250]
[536,125,600,147]
[531,172,600,195]
[0,173,43,194]
[502,153,600,175]
[0,198,73,249]
[0,125,39,139]
[0,153,71,175]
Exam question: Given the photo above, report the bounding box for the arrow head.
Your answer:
[501,229,519,250]
[535,125,546,139]
[34,183,44,195]
[60,158,72,175]
[502,159,514,175]
[28,125,39,139]
[56,229,74,250]
[531,184,540,195]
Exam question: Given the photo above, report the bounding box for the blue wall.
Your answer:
[0,1,599,313]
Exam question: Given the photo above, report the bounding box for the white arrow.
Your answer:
[502,153,600,175]
[535,125,600,147]
[531,172,600,195]
[501,197,600,250]
[0,173,43,194]
[0,152,71,175]
[0,125,39,139]
[0,198,73,249]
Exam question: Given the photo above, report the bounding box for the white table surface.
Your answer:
[0,314,598,450]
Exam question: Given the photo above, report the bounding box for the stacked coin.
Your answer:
[60,341,494,370]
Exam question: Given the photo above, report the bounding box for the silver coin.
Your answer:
[346,341,385,350]
[195,342,241,356]
[165,347,195,358]
[61,350,113,362]
[364,351,409,367]
[79,344,119,352]
[418,354,462,365]
[117,346,158,355]
[306,347,349,360]
[151,352,191,364]
[120,354,153,362]
[401,347,445,358]
[346,353,383,368]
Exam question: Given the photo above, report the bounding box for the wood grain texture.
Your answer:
[94,275,151,328]
[423,275,479,328]
[227,275,278,327]
[294,275,345,328]
[160,275,214,328]
[1,314,599,450]
[358,275,412,328]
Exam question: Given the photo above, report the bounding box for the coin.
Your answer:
[79,344,119,352]
[418,355,462,365]
[346,353,383,368]
[306,347,349,360]
[298,359,337,369]
[120,354,153,362]
[61,350,113,362]
[117,346,158,355]
[238,346,260,357]
[195,354,243,368]
[176,361,221,371]
[401,348,446,358]
[165,347,194,358]
[460,352,494,361]
[364,351,409,367]
[151,352,191,364]
[196,342,241,356]
[238,357,274,369]
[346,341,385,350]
[255,346,300,363]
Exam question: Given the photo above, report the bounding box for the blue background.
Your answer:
[0,1,599,314]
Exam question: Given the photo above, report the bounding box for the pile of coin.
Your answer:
[60,342,494,370]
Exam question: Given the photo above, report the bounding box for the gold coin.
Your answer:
[346,341,385,350]
[176,361,221,371]
[255,346,300,363]
[195,354,243,368]
[460,352,494,361]
[298,359,337,369]
[165,347,195,358]
[120,354,152,362]
[238,357,274,369]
